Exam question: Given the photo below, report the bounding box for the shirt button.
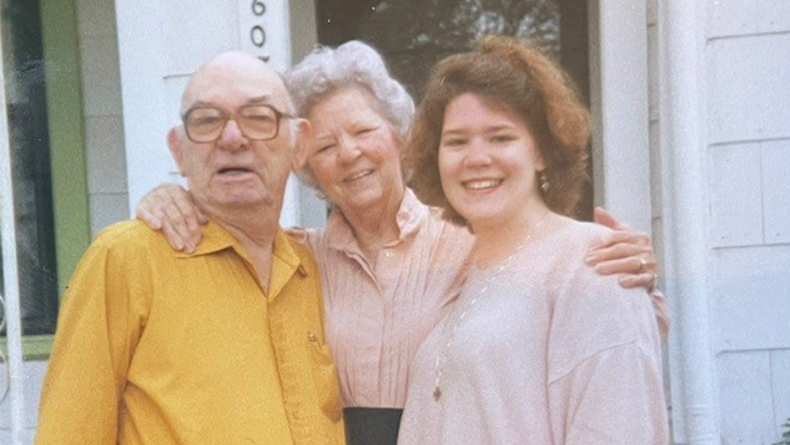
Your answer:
[384,250,394,258]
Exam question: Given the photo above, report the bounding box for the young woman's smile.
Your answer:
[438,93,546,230]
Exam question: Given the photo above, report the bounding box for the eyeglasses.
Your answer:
[182,104,296,143]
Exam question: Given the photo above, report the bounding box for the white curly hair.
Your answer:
[285,40,415,189]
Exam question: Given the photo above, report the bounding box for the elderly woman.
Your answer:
[397,36,668,444]
[137,41,667,445]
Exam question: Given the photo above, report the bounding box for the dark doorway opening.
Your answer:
[314,0,593,220]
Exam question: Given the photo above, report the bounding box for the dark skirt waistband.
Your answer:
[343,407,403,445]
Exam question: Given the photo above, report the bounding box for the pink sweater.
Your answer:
[397,218,668,444]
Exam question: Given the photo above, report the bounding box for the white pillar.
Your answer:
[660,0,719,443]
[588,0,652,232]
[237,0,301,228]
[0,22,27,445]
[115,2,178,217]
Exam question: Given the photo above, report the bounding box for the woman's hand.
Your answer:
[587,207,658,291]
[135,184,207,252]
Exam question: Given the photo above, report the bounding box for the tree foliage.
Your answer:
[352,0,560,97]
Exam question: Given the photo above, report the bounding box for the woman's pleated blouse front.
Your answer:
[303,189,475,408]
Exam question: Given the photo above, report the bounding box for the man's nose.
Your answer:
[217,119,247,150]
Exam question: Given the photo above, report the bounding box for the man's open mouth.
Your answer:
[218,167,253,176]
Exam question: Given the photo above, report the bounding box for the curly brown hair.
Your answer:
[406,35,591,225]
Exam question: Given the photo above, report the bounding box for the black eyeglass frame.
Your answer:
[181,104,297,143]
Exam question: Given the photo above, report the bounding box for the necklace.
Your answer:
[432,209,551,402]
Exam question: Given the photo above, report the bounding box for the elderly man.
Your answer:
[35,51,345,444]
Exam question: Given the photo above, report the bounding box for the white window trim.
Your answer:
[0,20,28,445]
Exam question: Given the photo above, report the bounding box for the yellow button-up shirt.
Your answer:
[35,220,345,445]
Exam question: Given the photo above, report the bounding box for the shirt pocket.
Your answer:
[308,339,344,423]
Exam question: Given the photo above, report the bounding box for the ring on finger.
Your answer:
[638,256,647,273]
[649,272,659,292]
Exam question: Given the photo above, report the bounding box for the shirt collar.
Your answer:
[175,220,306,277]
[174,220,236,258]
[325,188,428,253]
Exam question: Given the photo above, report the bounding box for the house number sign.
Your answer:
[239,0,291,72]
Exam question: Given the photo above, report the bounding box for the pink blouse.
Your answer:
[301,189,474,408]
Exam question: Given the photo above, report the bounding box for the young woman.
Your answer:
[398,36,668,444]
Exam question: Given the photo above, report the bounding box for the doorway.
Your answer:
[314,0,593,220]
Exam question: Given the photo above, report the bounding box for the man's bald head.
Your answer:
[180,51,294,116]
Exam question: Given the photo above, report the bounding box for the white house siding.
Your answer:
[705,0,790,443]
[77,0,129,236]
[0,362,46,444]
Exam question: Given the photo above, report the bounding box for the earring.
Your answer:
[539,170,550,192]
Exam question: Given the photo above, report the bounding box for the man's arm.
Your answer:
[35,227,147,444]
[588,207,658,289]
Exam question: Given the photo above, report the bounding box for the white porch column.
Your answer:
[587,0,652,232]
[660,0,719,443]
[0,22,26,445]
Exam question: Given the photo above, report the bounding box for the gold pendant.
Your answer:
[433,386,441,401]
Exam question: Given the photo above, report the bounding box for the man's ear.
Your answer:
[291,119,312,171]
[167,127,187,177]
